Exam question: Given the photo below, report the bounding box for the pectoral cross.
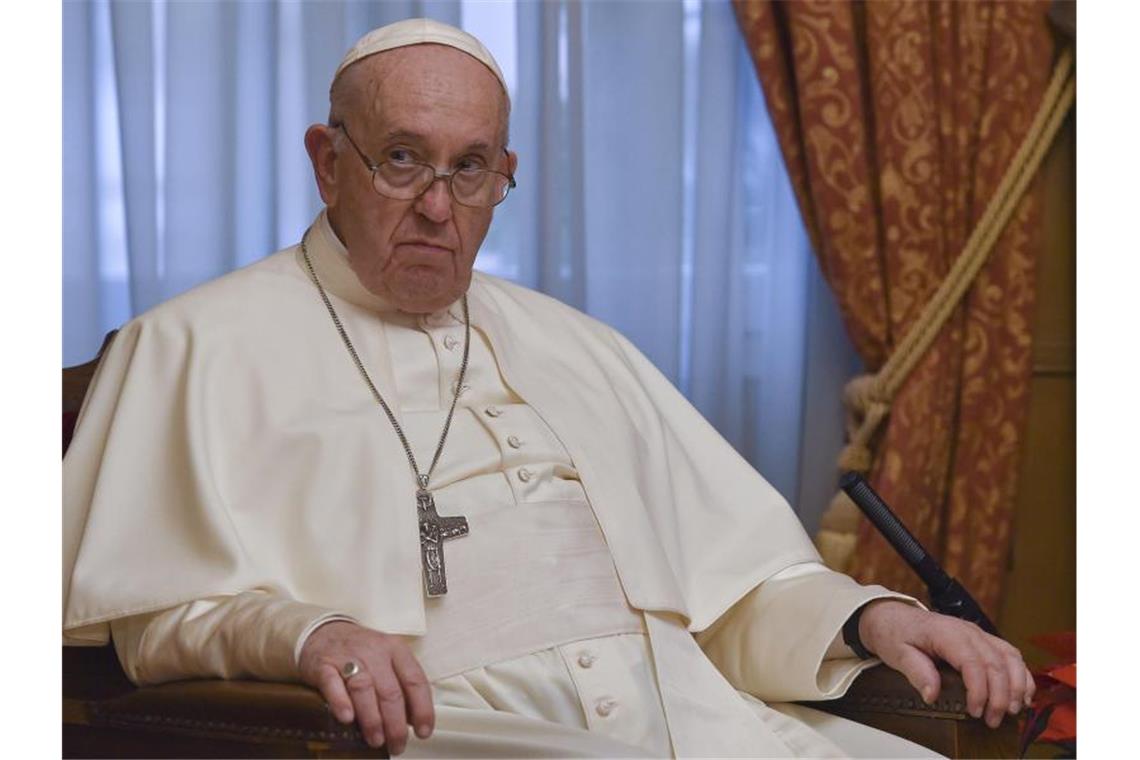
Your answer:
[417,488,469,597]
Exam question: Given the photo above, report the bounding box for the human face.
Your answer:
[306,45,515,313]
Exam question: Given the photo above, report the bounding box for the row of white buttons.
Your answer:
[480,406,535,485]
[482,406,525,451]
[576,650,616,717]
[433,325,464,407]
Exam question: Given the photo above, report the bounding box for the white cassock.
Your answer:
[63,210,940,758]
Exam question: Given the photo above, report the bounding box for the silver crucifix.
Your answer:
[417,489,469,597]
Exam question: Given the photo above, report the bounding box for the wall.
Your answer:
[998,111,1076,661]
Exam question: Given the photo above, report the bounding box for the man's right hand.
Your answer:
[298,621,434,755]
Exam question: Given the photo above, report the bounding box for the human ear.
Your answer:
[305,124,340,206]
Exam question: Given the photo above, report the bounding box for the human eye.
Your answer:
[455,155,487,172]
[386,148,418,165]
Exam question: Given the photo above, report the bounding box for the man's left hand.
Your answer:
[857,599,1034,728]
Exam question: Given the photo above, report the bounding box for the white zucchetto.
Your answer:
[334,17,508,96]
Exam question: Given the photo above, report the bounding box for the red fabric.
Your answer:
[1030,630,1076,663]
[733,0,1057,614]
[1022,630,1076,747]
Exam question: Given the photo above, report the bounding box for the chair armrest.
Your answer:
[823,661,972,718]
[63,645,386,759]
[63,646,1017,758]
[806,662,1019,758]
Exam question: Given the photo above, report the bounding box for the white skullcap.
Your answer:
[333,18,508,96]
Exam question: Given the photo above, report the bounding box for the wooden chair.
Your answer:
[62,333,1018,759]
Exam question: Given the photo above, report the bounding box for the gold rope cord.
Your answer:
[815,47,1076,572]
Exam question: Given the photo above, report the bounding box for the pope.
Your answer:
[63,18,1033,758]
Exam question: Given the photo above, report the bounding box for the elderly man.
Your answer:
[63,19,1032,758]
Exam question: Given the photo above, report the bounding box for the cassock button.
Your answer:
[443,334,459,351]
[577,652,596,668]
[595,699,616,717]
[484,406,502,418]
[517,468,533,483]
[507,435,523,449]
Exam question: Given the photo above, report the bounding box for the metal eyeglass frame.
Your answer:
[331,121,516,208]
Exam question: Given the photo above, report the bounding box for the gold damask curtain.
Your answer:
[733,0,1056,615]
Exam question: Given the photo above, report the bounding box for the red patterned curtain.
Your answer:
[733,0,1056,615]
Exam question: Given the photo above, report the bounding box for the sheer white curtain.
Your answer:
[62,0,859,530]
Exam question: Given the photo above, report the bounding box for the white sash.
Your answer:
[413,500,645,681]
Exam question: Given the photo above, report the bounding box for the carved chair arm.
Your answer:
[807,662,1019,758]
[65,645,1017,759]
[63,645,386,759]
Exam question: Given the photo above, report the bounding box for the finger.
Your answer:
[922,625,991,720]
[373,668,410,755]
[1003,651,1027,714]
[983,656,1011,728]
[1023,664,1037,708]
[891,644,942,704]
[344,668,387,749]
[394,650,435,739]
[957,653,989,719]
[317,664,355,724]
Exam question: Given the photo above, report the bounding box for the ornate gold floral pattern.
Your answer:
[734,0,1054,614]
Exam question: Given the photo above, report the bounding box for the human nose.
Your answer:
[413,175,453,224]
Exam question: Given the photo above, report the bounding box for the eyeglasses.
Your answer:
[332,122,516,209]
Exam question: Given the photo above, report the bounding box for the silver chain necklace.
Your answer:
[301,232,471,597]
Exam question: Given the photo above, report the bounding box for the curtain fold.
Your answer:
[108,0,159,312]
[582,1,685,374]
[734,0,1056,614]
[63,0,102,340]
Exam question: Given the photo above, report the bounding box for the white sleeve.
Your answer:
[110,590,355,686]
[756,563,858,660]
[695,563,921,701]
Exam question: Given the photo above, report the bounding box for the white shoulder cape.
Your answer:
[63,224,820,646]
